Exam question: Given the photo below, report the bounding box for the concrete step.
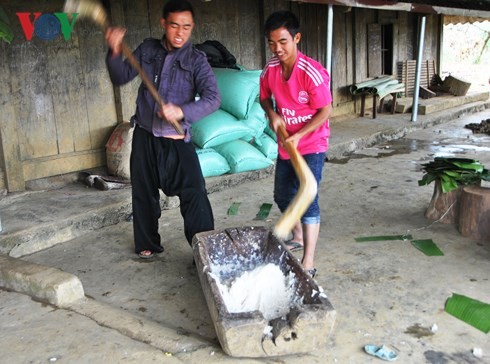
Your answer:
[395,91,489,115]
[0,167,275,258]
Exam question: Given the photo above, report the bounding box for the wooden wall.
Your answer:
[330,7,439,114]
[0,0,116,192]
[0,0,441,192]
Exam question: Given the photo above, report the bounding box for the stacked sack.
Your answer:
[192,68,278,177]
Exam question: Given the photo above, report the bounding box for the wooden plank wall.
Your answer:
[155,0,264,70]
[1,0,116,191]
[110,0,152,123]
[0,39,23,191]
[0,0,267,192]
[339,8,441,115]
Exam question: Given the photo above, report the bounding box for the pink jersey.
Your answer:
[260,51,332,160]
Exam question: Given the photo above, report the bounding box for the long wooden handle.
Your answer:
[273,124,318,240]
[120,43,184,135]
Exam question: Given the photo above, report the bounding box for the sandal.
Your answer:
[307,268,317,278]
[364,344,398,361]
[137,250,159,259]
[285,240,304,252]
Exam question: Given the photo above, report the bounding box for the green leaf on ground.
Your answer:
[227,202,240,216]
[411,239,444,256]
[355,234,412,242]
[255,203,272,220]
[445,293,490,333]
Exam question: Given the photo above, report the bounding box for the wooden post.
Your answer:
[458,185,490,241]
[404,60,408,96]
[372,94,377,119]
[360,93,366,117]
[391,92,398,114]
[425,60,429,88]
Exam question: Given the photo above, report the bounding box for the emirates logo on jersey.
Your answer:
[298,91,309,104]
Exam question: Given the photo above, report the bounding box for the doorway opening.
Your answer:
[381,24,394,75]
[367,23,394,77]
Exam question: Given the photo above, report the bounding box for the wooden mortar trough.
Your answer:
[192,226,336,357]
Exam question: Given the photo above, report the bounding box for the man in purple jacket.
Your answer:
[105,0,221,258]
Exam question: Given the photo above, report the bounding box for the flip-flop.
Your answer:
[285,240,304,252]
[138,250,159,259]
[307,268,317,278]
[364,344,398,361]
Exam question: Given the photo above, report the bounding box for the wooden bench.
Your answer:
[350,76,405,119]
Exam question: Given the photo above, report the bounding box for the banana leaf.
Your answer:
[355,234,412,242]
[418,172,438,186]
[419,157,489,193]
[443,170,461,178]
[445,293,490,333]
[440,174,459,193]
[452,161,484,172]
[227,202,240,216]
[254,203,272,220]
[411,239,444,256]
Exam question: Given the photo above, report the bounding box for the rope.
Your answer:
[405,200,457,237]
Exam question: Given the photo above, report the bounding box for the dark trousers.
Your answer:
[130,125,214,253]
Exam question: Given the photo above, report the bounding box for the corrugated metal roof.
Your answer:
[291,0,490,18]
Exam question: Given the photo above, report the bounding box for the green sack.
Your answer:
[191,109,253,149]
[252,133,278,160]
[195,147,230,177]
[214,139,274,174]
[242,101,268,142]
[213,68,261,120]
[263,124,277,142]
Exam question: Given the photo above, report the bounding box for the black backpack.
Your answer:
[195,40,240,70]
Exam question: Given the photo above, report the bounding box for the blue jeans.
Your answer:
[274,152,326,224]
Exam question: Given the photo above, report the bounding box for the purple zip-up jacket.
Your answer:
[106,38,221,140]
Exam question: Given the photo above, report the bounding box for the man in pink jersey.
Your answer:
[260,10,333,278]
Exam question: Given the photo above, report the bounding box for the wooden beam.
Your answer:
[0,43,25,192]
[23,150,106,182]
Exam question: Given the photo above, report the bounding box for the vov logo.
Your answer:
[16,12,78,41]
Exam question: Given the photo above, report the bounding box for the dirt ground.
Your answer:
[3,109,490,363]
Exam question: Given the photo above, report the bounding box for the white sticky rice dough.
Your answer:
[213,263,296,320]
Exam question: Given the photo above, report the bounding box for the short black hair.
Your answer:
[163,0,194,19]
[264,11,300,38]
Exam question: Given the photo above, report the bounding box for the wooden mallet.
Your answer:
[63,0,184,135]
[273,124,318,240]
